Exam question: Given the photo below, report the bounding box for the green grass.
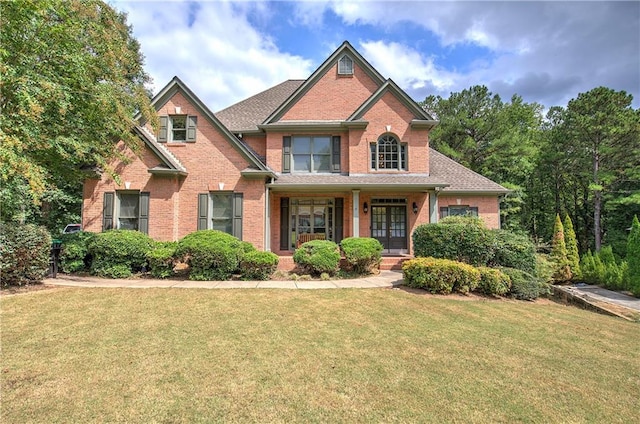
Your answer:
[2,288,639,423]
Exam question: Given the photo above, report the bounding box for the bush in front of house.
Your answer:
[412,222,494,266]
[146,241,178,279]
[476,266,511,296]
[176,230,245,280]
[293,239,341,276]
[439,215,486,228]
[88,230,154,278]
[500,267,550,300]
[489,230,537,274]
[240,250,279,280]
[0,223,51,286]
[59,231,95,273]
[402,257,481,294]
[580,247,628,291]
[340,237,383,274]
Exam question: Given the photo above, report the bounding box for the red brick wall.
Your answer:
[438,195,501,229]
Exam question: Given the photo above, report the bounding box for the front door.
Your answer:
[371,205,407,253]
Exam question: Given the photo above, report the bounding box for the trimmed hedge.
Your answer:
[293,239,341,276]
[476,266,511,296]
[500,267,550,300]
[146,242,178,279]
[340,237,383,274]
[88,230,154,278]
[240,250,279,280]
[59,231,94,273]
[402,257,481,294]
[176,230,244,280]
[489,230,536,274]
[0,223,51,286]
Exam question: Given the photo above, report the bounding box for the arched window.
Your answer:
[370,135,407,170]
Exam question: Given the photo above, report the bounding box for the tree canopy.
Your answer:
[0,0,156,225]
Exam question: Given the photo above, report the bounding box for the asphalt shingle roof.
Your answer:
[429,148,508,193]
[215,80,304,132]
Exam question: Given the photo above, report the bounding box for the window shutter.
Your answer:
[439,206,449,219]
[197,193,209,230]
[334,198,344,243]
[158,116,168,142]
[401,143,408,170]
[280,197,289,250]
[282,136,291,173]
[332,136,341,172]
[139,192,150,234]
[470,207,479,217]
[232,193,243,240]
[186,116,197,142]
[102,192,115,231]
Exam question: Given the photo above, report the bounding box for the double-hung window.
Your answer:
[371,135,407,170]
[158,115,197,142]
[197,192,243,239]
[293,136,331,172]
[439,205,479,218]
[102,191,150,233]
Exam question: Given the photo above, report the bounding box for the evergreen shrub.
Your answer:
[293,239,341,276]
[176,230,244,281]
[402,257,481,294]
[476,266,511,296]
[412,223,494,266]
[88,230,154,278]
[501,267,550,300]
[340,237,383,274]
[550,214,572,283]
[0,223,51,286]
[490,230,537,274]
[59,231,95,273]
[240,251,279,280]
[626,215,640,296]
[146,242,178,279]
[563,215,581,279]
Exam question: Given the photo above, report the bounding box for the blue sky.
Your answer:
[112,0,640,112]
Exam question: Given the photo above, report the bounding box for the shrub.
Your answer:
[490,230,536,274]
[240,251,279,280]
[340,237,383,274]
[88,230,154,278]
[413,223,494,266]
[439,216,486,228]
[0,223,51,286]
[550,214,572,283]
[146,242,178,279]
[563,214,581,280]
[59,231,95,273]
[501,267,550,300]
[626,215,640,296]
[293,239,341,276]
[476,267,511,296]
[402,257,481,294]
[176,230,244,280]
[535,254,555,284]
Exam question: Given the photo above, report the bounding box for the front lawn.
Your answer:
[2,288,638,422]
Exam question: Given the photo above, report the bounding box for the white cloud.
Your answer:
[113,0,314,111]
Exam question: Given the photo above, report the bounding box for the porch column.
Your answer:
[264,186,271,251]
[429,190,439,223]
[352,190,360,237]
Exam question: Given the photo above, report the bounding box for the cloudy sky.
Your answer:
[112,0,640,112]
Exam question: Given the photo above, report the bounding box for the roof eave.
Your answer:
[241,169,277,180]
[148,168,188,177]
[411,119,439,130]
[268,182,449,192]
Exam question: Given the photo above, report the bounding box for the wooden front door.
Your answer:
[371,205,407,253]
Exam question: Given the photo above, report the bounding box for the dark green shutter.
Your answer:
[139,192,150,234]
[103,192,114,231]
[334,198,343,243]
[197,193,209,230]
[470,207,479,217]
[439,206,448,219]
[282,136,291,173]
[280,197,289,250]
[158,116,168,142]
[232,193,243,240]
[332,136,341,172]
[186,116,197,142]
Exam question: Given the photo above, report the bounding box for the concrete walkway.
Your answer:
[562,284,640,312]
[43,270,404,290]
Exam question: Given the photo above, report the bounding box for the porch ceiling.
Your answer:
[269,173,449,192]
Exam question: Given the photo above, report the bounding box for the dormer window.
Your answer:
[158,115,197,143]
[338,54,353,75]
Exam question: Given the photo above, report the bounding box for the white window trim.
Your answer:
[338,54,354,75]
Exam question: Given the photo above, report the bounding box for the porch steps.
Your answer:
[275,255,410,272]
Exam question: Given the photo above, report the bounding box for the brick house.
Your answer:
[82,41,507,260]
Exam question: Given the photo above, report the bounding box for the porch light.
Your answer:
[363,202,368,214]
[412,202,418,214]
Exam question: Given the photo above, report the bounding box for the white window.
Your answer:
[158,115,197,142]
[338,54,353,75]
[292,136,331,173]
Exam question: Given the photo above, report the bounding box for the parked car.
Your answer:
[63,224,82,234]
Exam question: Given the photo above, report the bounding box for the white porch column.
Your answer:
[352,190,360,237]
[429,190,439,223]
[264,185,271,251]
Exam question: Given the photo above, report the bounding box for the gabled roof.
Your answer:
[134,126,188,176]
[215,80,304,133]
[348,79,438,128]
[429,149,509,194]
[263,41,386,125]
[150,76,274,176]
